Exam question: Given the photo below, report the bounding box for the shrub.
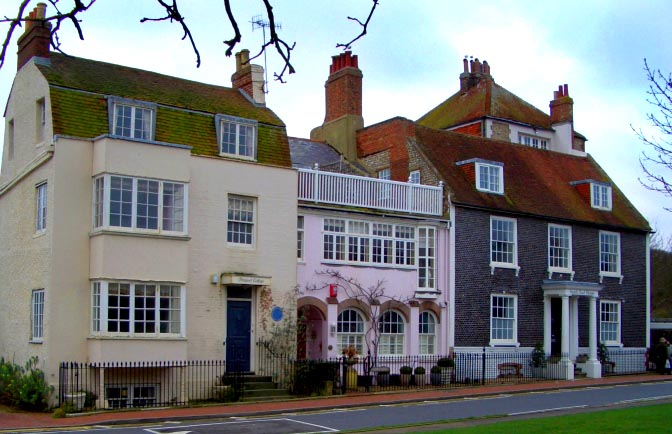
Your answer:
[437,357,455,368]
[0,356,53,412]
[529,342,547,368]
[399,366,412,374]
[414,366,426,375]
[430,365,442,374]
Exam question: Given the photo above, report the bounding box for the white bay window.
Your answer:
[91,281,185,337]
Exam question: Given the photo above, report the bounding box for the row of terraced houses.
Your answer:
[0,4,651,405]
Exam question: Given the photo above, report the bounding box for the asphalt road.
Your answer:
[32,381,672,434]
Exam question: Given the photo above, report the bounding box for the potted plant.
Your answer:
[414,366,426,386]
[598,342,615,374]
[342,345,359,390]
[399,365,413,386]
[437,357,455,384]
[430,365,442,386]
[529,342,547,378]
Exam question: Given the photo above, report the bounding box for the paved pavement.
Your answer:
[0,374,669,431]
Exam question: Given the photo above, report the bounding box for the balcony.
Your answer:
[298,168,443,216]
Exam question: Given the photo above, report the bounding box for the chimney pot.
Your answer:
[563,83,569,96]
[463,58,469,73]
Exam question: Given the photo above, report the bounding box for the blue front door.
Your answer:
[226,300,252,372]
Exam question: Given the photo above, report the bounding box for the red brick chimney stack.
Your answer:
[231,49,266,105]
[459,57,492,93]
[549,84,573,124]
[324,51,362,123]
[17,2,52,71]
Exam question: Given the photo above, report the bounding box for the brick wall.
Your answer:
[357,118,415,182]
[452,122,482,137]
[454,206,648,348]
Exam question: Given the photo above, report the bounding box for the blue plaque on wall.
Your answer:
[271,306,283,322]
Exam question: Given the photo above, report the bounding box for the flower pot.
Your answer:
[400,373,412,386]
[415,373,426,386]
[430,372,442,386]
[65,392,86,412]
[345,367,358,390]
[441,367,454,385]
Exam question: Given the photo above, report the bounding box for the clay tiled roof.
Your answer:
[413,126,650,231]
[417,78,552,131]
[38,54,291,167]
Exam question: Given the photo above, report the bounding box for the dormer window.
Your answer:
[591,182,612,211]
[519,134,548,150]
[476,162,503,194]
[215,114,257,160]
[108,97,156,141]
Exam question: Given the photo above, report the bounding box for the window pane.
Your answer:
[31,290,45,340]
[159,285,181,334]
[36,183,47,232]
[108,283,131,333]
[227,196,255,245]
[491,218,515,264]
[136,180,159,230]
[110,176,133,228]
[163,183,185,232]
[337,309,364,354]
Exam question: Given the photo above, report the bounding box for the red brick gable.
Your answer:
[452,122,482,136]
[413,126,650,231]
[357,117,415,182]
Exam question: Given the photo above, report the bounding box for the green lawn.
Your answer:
[415,403,671,434]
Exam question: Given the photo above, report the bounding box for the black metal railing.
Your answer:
[58,346,649,411]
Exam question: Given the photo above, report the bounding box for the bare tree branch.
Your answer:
[336,0,379,50]
[634,58,672,211]
[141,0,200,67]
[222,0,241,57]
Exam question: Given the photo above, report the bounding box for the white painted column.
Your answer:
[561,295,574,379]
[571,297,579,359]
[585,295,601,378]
[409,303,420,355]
[543,296,552,354]
[327,301,339,358]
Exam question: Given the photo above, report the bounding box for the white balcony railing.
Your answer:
[298,167,443,216]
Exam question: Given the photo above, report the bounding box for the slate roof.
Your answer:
[412,125,650,232]
[289,137,369,175]
[37,54,291,167]
[417,77,552,131]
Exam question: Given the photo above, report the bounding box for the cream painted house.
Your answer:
[0,4,296,402]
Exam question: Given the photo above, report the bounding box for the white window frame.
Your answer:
[92,174,188,235]
[490,294,518,346]
[215,114,257,160]
[548,224,573,275]
[105,385,158,408]
[6,119,14,161]
[91,281,185,337]
[297,215,304,261]
[36,182,47,233]
[36,98,46,143]
[109,98,156,141]
[600,300,621,346]
[321,218,417,269]
[599,231,621,280]
[518,133,548,150]
[476,162,503,194]
[418,226,436,291]
[591,183,612,211]
[409,170,420,184]
[490,216,519,273]
[378,310,406,355]
[377,168,390,180]
[337,309,365,355]
[419,311,437,355]
[227,195,256,247]
[31,289,45,342]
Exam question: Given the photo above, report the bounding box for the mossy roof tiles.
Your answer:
[417,79,552,131]
[39,53,290,167]
[412,125,650,232]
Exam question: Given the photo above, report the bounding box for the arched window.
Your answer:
[337,309,365,354]
[419,311,437,355]
[379,310,405,355]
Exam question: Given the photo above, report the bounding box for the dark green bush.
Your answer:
[292,360,339,396]
[0,356,53,411]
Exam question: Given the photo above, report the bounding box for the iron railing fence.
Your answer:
[58,360,235,411]
[58,347,649,411]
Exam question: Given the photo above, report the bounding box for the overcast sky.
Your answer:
[1,0,670,241]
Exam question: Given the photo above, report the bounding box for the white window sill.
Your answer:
[33,230,46,239]
[321,259,416,270]
[490,263,520,276]
[547,269,575,280]
[599,272,623,284]
[488,341,520,348]
[219,153,256,162]
[28,339,43,344]
[91,228,190,241]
